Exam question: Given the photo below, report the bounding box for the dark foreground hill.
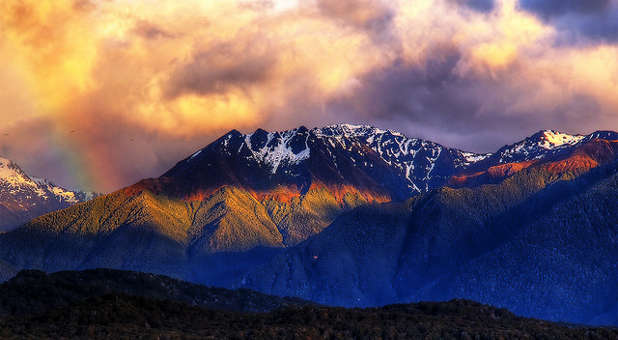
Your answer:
[0,269,312,317]
[0,270,616,339]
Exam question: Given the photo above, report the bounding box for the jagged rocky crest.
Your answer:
[167,125,616,196]
[168,124,491,197]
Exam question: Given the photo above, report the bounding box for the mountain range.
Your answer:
[0,157,94,232]
[0,124,615,325]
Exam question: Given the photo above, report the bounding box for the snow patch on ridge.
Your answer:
[461,152,491,164]
[190,150,202,160]
[245,129,310,174]
[538,130,585,149]
[34,178,81,203]
[0,158,37,191]
[496,130,587,163]
[313,124,490,193]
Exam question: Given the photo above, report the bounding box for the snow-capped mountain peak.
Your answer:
[175,125,614,201]
[492,130,590,164]
[536,130,585,150]
[0,157,95,231]
[179,125,491,196]
[0,158,44,195]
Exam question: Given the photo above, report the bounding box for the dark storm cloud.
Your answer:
[328,45,488,132]
[519,0,618,43]
[165,40,277,98]
[325,44,605,152]
[519,0,610,18]
[449,0,495,12]
[567,14,618,43]
[316,0,395,41]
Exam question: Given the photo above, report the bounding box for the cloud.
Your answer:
[328,45,476,126]
[326,45,530,143]
[165,39,277,98]
[72,0,97,12]
[327,1,618,149]
[518,0,610,18]
[449,0,496,12]
[316,0,395,40]
[518,0,618,43]
[133,20,176,40]
[0,0,617,192]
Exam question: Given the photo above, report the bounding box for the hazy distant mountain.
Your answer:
[0,157,95,231]
[0,125,615,325]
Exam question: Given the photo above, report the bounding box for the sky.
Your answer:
[1,0,617,192]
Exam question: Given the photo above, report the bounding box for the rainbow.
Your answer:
[48,128,122,193]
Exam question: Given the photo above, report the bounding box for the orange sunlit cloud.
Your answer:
[0,0,617,192]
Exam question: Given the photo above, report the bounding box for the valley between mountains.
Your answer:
[0,124,616,326]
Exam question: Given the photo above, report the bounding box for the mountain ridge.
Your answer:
[1,125,615,255]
